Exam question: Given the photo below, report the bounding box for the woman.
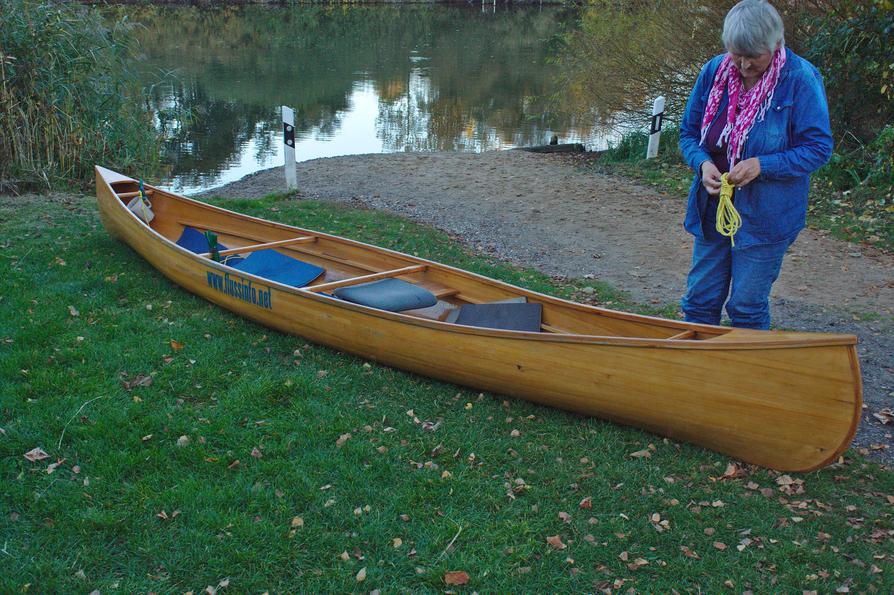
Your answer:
[679,0,833,330]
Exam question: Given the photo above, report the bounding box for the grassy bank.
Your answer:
[1,192,892,592]
[589,127,894,252]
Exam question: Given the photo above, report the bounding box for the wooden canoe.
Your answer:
[95,166,862,472]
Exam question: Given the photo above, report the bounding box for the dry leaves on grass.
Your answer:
[68,305,79,317]
[156,510,181,521]
[121,373,153,391]
[579,496,593,510]
[46,459,65,474]
[776,474,806,495]
[711,463,747,481]
[170,339,184,351]
[336,433,351,448]
[444,571,470,585]
[546,535,567,550]
[24,447,50,462]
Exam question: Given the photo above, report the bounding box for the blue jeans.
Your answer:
[681,221,795,330]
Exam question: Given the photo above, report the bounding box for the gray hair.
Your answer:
[723,0,785,55]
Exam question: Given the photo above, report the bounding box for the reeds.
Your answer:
[0,0,159,192]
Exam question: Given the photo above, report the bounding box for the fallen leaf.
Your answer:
[546,535,566,549]
[718,463,746,480]
[713,541,727,551]
[141,434,153,443]
[251,447,262,459]
[680,545,700,559]
[444,571,470,585]
[558,511,572,523]
[355,567,367,582]
[170,339,184,351]
[291,516,304,528]
[24,447,50,462]
[336,433,352,448]
[68,305,79,317]
[122,374,153,391]
[392,537,402,548]
[177,435,190,448]
[629,449,652,458]
[579,496,593,510]
[46,459,65,474]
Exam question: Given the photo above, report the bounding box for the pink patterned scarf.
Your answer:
[699,47,786,167]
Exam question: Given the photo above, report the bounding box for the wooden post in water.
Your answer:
[646,96,665,160]
[282,106,297,190]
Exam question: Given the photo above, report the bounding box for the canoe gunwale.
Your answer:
[95,166,859,351]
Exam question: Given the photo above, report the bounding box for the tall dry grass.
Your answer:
[0,0,159,192]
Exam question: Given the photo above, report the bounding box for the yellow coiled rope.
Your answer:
[716,173,741,246]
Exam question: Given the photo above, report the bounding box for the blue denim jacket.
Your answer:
[679,48,833,247]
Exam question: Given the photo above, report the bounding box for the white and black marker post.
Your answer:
[282,105,297,190]
[646,95,665,159]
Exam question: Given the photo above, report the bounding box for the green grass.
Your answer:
[1,193,892,592]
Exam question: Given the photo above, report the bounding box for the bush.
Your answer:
[0,0,159,192]
[804,0,894,146]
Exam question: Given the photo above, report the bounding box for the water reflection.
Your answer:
[115,4,607,193]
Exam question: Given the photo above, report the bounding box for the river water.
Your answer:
[114,4,617,193]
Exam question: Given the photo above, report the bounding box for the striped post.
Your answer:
[282,106,297,190]
[646,96,665,159]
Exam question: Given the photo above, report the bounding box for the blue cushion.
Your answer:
[231,248,324,288]
[334,278,437,312]
[175,226,246,266]
[176,226,227,253]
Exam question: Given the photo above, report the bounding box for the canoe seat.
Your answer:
[333,278,437,312]
[444,296,526,324]
[231,249,325,288]
[175,226,245,266]
[452,302,542,332]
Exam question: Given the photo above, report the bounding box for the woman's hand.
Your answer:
[700,160,722,196]
[727,157,762,187]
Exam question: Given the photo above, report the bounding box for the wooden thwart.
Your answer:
[307,265,427,292]
[117,190,155,200]
[199,235,316,258]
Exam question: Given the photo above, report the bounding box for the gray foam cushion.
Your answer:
[334,278,437,312]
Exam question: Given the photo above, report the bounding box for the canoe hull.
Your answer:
[96,168,862,472]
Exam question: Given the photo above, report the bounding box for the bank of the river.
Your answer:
[203,150,893,459]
